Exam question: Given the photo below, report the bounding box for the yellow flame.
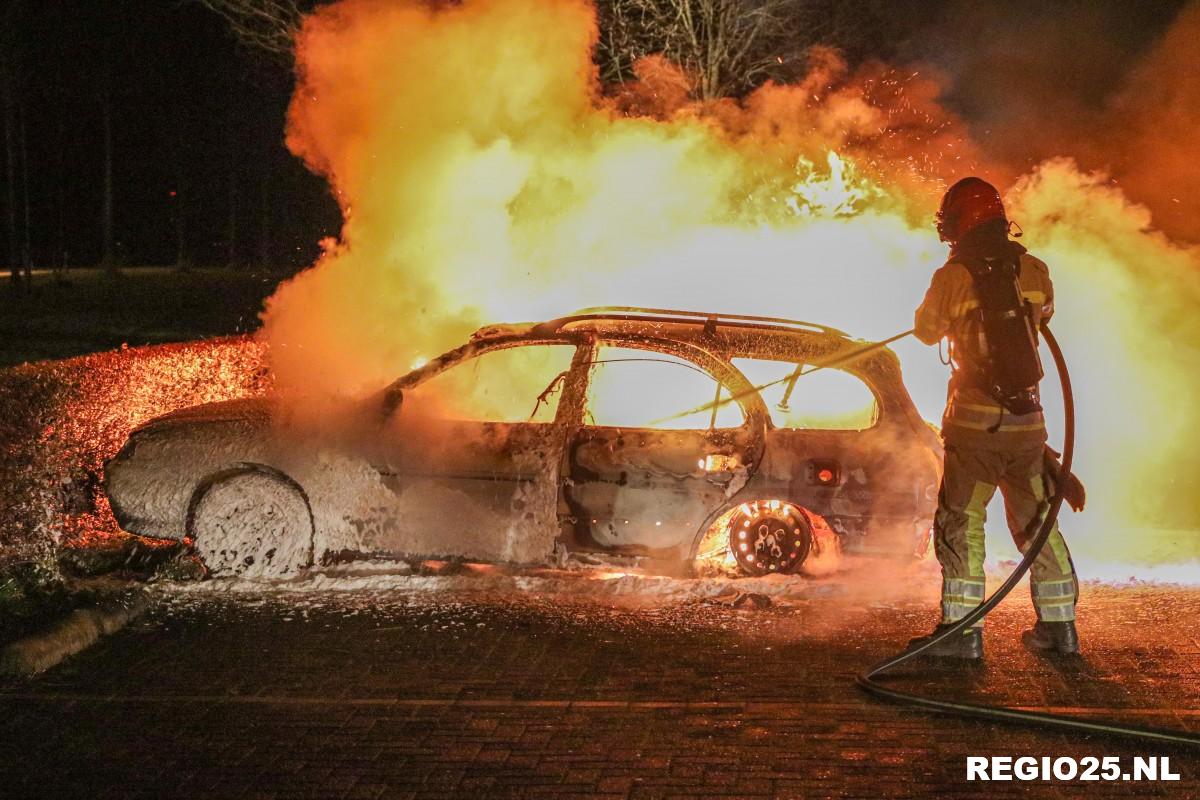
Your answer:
[786,151,884,219]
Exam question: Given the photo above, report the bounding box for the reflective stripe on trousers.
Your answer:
[1031,578,1077,621]
[944,400,1046,433]
[942,577,986,626]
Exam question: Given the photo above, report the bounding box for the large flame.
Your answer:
[263,0,1200,570]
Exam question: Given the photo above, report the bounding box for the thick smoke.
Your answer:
[263,0,975,398]
[926,0,1200,243]
[262,0,1200,568]
[1102,2,1200,243]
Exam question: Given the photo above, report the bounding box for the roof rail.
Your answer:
[538,306,849,338]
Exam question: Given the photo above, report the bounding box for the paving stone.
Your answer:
[0,585,1195,798]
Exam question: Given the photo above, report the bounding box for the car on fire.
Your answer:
[104,307,942,577]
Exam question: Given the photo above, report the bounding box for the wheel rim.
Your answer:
[728,501,810,575]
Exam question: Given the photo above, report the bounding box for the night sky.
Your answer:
[3,0,338,271]
[0,0,1190,273]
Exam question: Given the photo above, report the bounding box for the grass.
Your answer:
[0,265,291,367]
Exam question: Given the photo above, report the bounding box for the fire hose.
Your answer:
[856,325,1200,750]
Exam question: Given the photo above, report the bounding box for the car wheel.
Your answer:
[187,466,315,578]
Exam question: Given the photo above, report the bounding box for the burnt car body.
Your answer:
[104,308,942,576]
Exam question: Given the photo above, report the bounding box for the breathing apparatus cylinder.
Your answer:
[959,255,1045,415]
[936,178,1046,416]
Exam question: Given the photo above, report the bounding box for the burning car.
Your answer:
[104,307,941,577]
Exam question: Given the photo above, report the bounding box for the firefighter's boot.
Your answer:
[908,624,983,660]
[1022,621,1079,655]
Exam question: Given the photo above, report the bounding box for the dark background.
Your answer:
[0,0,1191,274]
[2,1,338,271]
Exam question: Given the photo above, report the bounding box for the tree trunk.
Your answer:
[100,76,115,274]
[55,96,66,276]
[174,185,189,271]
[257,168,270,268]
[18,97,31,284]
[3,83,19,288]
[226,140,239,268]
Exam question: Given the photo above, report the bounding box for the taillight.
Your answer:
[808,459,840,487]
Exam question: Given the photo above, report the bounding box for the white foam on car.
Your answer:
[190,470,314,578]
[160,559,853,605]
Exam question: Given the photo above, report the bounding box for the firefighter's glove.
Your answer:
[1043,446,1086,513]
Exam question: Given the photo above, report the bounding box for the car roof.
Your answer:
[473,307,851,342]
[469,306,871,364]
[393,306,915,419]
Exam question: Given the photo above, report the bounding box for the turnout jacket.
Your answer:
[914,242,1055,448]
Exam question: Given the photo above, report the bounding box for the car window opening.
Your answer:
[732,357,878,430]
[404,344,576,424]
[585,347,745,431]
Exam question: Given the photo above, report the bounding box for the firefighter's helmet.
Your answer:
[935,177,1007,242]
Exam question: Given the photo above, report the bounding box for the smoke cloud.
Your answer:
[925,0,1200,243]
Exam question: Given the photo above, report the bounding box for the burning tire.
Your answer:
[186,466,315,578]
[727,500,811,575]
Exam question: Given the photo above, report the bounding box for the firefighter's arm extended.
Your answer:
[914,264,970,345]
[1024,253,1055,326]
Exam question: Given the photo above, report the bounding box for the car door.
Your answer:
[374,340,584,563]
[564,338,767,557]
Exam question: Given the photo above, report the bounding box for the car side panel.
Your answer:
[105,417,397,564]
[752,422,940,555]
[105,419,275,541]
[370,418,566,563]
[567,426,754,553]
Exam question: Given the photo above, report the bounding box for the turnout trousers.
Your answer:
[934,442,1078,625]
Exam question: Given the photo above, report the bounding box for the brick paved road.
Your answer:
[0,570,1197,799]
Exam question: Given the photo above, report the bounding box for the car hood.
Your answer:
[132,396,275,433]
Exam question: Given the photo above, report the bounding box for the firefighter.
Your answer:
[909,177,1079,660]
